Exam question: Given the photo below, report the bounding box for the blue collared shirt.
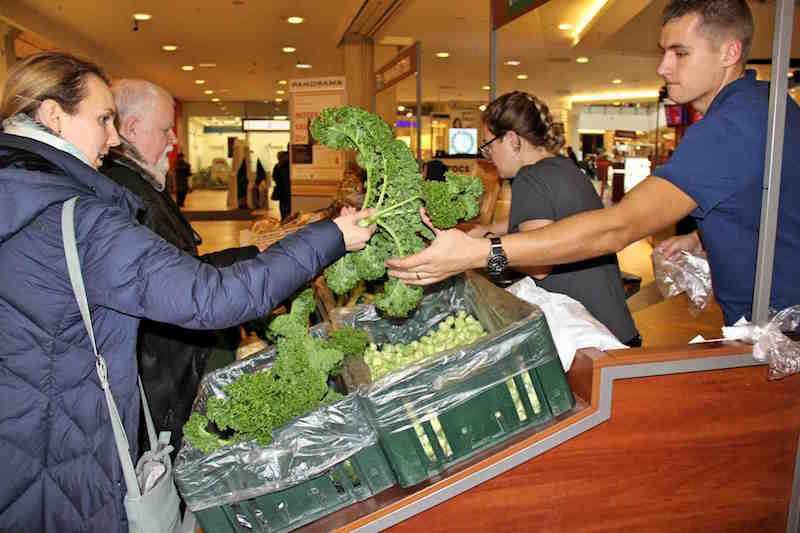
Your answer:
[656,70,800,324]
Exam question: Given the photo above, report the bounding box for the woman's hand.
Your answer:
[385,208,490,285]
[656,230,703,259]
[333,206,376,251]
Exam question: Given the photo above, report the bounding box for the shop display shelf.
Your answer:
[193,444,395,533]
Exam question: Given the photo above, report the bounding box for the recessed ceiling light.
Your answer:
[435,52,450,58]
[204,90,214,95]
[276,90,285,95]
[181,65,195,71]
[275,98,284,102]
[211,97,220,102]
[397,105,405,111]
[516,74,528,80]
[296,62,312,69]
[287,16,304,24]
[504,60,521,66]
[558,23,573,30]
[479,105,487,111]
[282,47,296,53]
[482,85,491,90]
[576,57,589,64]
[194,79,205,84]
[612,79,623,84]
[274,115,288,120]
[162,45,178,52]
[405,112,413,117]
[132,13,151,21]
[278,80,288,85]
[198,63,217,68]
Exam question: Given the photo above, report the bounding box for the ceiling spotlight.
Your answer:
[612,79,622,84]
[204,90,214,95]
[278,80,288,85]
[576,57,589,64]
[282,47,296,53]
[296,62,312,69]
[397,105,406,111]
[482,85,491,90]
[132,13,152,21]
[435,52,450,58]
[198,63,217,68]
[287,16,304,24]
[274,115,288,120]
[181,65,195,71]
[275,98,284,102]
[479,104,487,111]
[195,80,205,84]
[558,23,573,30]
[276,90,285,95]
[516,74,528,80]
[162,45,178,52]
[211,97,220,102]
[504,60,521,66]
[405,112,413,117]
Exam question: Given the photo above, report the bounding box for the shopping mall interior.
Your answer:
[2,0,800,531]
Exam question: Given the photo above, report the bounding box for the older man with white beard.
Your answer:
[100,79,260,457]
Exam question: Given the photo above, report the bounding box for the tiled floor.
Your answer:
[184,190,724,348]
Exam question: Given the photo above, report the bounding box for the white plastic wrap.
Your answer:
[722,306,800,380]
[652,248,713,314]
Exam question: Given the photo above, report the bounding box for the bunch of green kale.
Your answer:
[311,106,483,317]
[183,290,368,454]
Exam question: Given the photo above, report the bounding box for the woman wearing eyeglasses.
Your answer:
[391,91,640,346]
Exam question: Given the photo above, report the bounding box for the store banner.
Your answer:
[374,43,419,93]
[492,0,550,30]
[289,76,346,94]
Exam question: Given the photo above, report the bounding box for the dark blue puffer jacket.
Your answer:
[0,134,345,533]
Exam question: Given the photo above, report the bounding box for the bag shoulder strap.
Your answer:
[61,196,157,498]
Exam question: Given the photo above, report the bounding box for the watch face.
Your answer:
[487,252,509,274]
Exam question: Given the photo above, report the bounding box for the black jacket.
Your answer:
[100,145,259,455]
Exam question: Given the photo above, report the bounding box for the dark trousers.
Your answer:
[176,190,188,208]
[279,198,291,220]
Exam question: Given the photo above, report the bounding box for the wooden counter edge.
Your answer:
[333,340,759,532]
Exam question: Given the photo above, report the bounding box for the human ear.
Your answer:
[506,130,522,152]
[35,99,65,135]
[120,115,139,141]
[720,38,743,68]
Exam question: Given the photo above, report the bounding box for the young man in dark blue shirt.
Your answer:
[387,0,800,326]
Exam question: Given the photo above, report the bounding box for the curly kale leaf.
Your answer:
[182,412,235,453]
[324,254,360,295]
[376,277,423,317]
[328,326,370,357]
[421,172,485,229]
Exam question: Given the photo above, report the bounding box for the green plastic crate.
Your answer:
[371,353,573,487]
[194,444,394,533]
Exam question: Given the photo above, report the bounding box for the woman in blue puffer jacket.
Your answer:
[0,52,374,533]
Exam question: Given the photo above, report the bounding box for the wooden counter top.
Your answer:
[296,340,800,532]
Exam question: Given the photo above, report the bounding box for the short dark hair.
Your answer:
[661,0,754,62]
[482,91,564,153]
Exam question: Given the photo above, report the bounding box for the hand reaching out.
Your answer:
[333,206,376,251]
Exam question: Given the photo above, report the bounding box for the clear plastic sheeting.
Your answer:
[332,272,559,433]
[724,306,800,380]
[652,248,713,315]
[173,337,377,513]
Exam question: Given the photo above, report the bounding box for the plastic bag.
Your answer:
[505,277,626,370]
[331,272,567,434]
[722,306,800,380]
[173,327,378,513]
[652,248,713,315]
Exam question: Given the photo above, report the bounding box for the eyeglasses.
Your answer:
[479,134,501,158]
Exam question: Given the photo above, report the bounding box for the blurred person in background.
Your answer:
[272,149,291,220]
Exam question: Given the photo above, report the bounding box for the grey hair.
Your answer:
[111,78,174,126]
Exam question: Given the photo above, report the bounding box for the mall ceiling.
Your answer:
[2,0,800,113]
